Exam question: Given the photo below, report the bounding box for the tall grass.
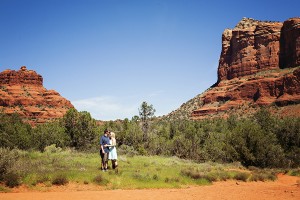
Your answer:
[0,148,284,191]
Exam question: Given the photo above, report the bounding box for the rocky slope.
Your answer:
[167,17,300,120]
[0,66,74,124]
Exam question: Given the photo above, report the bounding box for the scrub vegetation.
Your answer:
[0,106,299,190]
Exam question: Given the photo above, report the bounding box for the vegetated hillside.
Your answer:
[166,17,300,120]
[0,66,74,125]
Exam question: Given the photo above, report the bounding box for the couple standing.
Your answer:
[100,129,118,171]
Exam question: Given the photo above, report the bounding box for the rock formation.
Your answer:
[0,66,74,125]
[218,17,283,82]
[167,17,300,120]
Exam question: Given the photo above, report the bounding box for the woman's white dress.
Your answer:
[108,139,118,160]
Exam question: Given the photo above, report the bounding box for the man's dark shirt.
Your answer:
[100,135,110,153]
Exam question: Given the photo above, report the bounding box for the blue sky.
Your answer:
[1,0,299,120]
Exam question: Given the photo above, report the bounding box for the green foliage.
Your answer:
[138,101,156,141]
[63,108,100,151]
[93,174,108,185]
[0,112,33,149]
[0,148,20,181]
[230,119,285,167]
[44,144,62,153]
[274,117,300,167]
[3,171,21,188]
[0,107,300,169]
[52,174,69,185]
[32,120,68,151]
[234,172,250,182]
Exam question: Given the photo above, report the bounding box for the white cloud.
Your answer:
[71,91,171,121]
[72,96,138,120]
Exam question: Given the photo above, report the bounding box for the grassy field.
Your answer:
[1,147,292,192]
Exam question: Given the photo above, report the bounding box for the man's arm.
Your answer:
[100,136,105,153]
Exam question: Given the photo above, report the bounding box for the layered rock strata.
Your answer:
[0,66,74,124]
[166,17,300,120]
[191,17,300,119]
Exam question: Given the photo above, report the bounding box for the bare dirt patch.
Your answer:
[1,174,299,200]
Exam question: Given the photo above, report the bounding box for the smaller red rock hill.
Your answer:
[0,66,74,125]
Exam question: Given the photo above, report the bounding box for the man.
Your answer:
[100,129,110,171]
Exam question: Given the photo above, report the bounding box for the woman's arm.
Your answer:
[105,139,116,147]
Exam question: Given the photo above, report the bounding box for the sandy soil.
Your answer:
[1,174,299,200]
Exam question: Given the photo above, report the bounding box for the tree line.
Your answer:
[1,105,299,168]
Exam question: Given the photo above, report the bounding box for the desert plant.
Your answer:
[52,174,68,185]
[3,171,21,188]
[44,144,62,153]
[234,172,250,182]
[93,174,108,185]
[0,148,20,181]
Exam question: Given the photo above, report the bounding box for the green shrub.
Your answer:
[289,169,300,176]
[164,177,180,183]
[4,172,21,188]
[205,173,218,182]
[0,148,19,181]
[217,171,231,181]
[44,144,62,153]
[234,172,250,182]
[52,174,68,185]
[118,145,138,157]
[93,174,108,185]
[36,175,50,184]
[152,174,159,181]
[83,180,89,184]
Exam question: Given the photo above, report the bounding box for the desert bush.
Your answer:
[63,109,100,151]
[230,119,285,168]
[0,113,33,150]
[93,174,108,185]
[32,121,69,151]
[234,172,250,182]
[288,168,300,176]
[181,168,215,182]
[118,145,138,157]
[152,174,159,181]
[36,175,51,184]
[0,148,20,181]
[44,144,62,153]
[132,172,151,181]
[3,171,21,188]
[52,174,68,185]
[164,177,180,183]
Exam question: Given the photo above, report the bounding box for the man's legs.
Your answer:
[100,151,105,170]
[103,153,108,170]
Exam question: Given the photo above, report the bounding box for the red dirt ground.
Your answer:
[1,174,299,200]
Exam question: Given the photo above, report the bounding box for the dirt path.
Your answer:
[1,174,299,200]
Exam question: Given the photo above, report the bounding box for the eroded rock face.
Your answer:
[280,18,300,68]
[166,17,300,120]
[0,66,74,125]
[191,17,300,119]
[0,66,43,85]
[218,18,283,82]
[191,67,300,119]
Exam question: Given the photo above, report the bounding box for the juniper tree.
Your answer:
[138,101,155,141]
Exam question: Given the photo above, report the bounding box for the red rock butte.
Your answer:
[167,17,300,120]
[0,66,74,125]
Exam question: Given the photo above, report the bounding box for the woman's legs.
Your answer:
[112,160,118,169]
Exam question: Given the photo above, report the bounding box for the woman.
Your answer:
[108,132,118,169]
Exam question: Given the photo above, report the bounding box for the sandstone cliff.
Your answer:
[167,17,300,120]
[0,66,74,125]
